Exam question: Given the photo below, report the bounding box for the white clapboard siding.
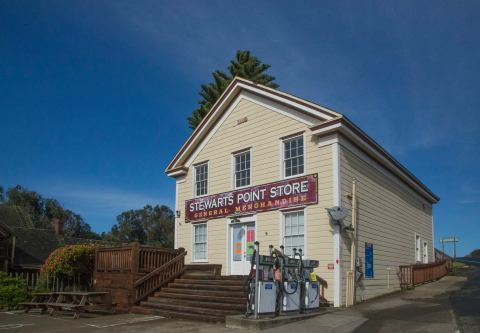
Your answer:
[339,144,433,302]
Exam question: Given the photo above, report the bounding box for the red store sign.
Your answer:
[185,174,318,222]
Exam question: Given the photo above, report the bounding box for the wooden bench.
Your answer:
[19,292,58,313]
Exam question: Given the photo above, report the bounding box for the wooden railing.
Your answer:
[95,243,181,274]
[133,249,187,303]
[138,246,179,273]
[399,260,449,289]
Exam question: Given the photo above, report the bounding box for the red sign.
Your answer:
[185,174,318,222]
[327,263,335,270]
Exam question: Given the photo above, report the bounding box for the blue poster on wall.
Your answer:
[365,242,374,278]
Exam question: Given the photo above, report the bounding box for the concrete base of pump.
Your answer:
[225,308,334,330]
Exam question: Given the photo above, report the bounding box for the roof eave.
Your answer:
[310,117,440,204]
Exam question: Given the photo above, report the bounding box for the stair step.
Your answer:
[168,282,247,292]
[161,287,247,298]
[140,301,241,317]
[147,296,245,311]
[130,305,225,323]
[155,291,246,304]
[175,278,247,286]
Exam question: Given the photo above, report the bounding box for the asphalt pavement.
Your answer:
[450,264,480,332]
[1,270,477,333]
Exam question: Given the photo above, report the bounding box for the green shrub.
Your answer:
[0,272,29,310]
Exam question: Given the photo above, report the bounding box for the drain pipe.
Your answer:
[254,241,260,319]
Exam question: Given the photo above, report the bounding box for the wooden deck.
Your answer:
[93,244,186,310]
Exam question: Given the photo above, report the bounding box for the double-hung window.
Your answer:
[195,163,208,196]
[415,234,421,263]
[193,223,207,261]
[234,150,251,188]
[284,211,305,256]
[283,136,304,178]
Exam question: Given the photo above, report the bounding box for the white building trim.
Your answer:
[332,142,342,307]
[174,177,186,249]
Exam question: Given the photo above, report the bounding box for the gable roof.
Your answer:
[166,78,439,204]
[12,227,60,269]
[0,204,34,229]
[165,77,341,176]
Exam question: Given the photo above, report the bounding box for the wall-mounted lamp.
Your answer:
[176,210,181,218]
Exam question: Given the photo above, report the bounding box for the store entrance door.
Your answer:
[230,222,255,275]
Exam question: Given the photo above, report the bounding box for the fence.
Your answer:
[399,259,450,289]
[94,243,181,274]
[7,271,89,292]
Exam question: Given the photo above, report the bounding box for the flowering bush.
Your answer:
[40,244,96,279]
[0,272,29,309]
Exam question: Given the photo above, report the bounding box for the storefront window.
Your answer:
[234,151,251,188]
[195,163,208,196]
[283,136,304,177]
[193,223,207,261]
[284,211,305,256]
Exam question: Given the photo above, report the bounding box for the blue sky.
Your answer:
[0,1,479,256]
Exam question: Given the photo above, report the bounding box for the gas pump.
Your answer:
[246,242,278,318]
[302,258,320,310]
[281,247,302,313]
[246,243,323,319]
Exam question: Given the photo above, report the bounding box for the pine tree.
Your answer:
[187,50,278,129]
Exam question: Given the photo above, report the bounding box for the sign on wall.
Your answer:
[365,242,374,278]
[185,174,318,222]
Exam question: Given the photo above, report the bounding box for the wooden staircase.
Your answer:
[131,267,248,322]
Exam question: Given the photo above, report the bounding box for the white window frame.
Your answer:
[415,233,421,263]
[232,149,252,189]
[194,162,208,197]
[281,133,306,179]
[423,240,428,263]
[281,209,306,257]
[192,223,208,262]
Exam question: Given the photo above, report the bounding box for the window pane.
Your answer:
[194,224,207,260]
[284,211,305,256]
[234,151,251,188]
[283,137,304,177]
[195,164,208,196]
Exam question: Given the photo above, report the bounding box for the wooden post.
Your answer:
[131,243,140,274]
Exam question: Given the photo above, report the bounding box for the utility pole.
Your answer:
[439,237,460,273]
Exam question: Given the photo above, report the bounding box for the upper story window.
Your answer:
[234,150,251,188]
[283,135,304,178]
[195,163,208,196]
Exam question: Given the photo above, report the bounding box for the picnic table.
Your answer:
[19,292,58,313]
[46,291,114,319]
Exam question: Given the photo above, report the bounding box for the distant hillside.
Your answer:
[468,249,480,259]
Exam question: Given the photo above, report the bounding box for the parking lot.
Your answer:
[0,311,224,333]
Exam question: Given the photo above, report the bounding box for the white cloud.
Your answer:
[458,199,480,205]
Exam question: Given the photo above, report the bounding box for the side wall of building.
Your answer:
[175,97,337,302]
[339,141,434,303]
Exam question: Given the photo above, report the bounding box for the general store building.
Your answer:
[165,77,439,307]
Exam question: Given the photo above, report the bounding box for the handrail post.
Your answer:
[131,242,140,274]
